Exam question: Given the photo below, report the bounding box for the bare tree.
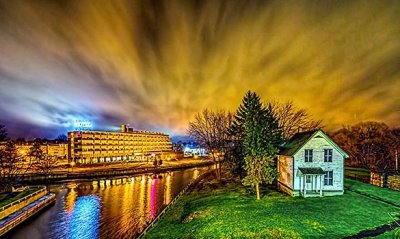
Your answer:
[30,142,57,191]
[332,122,397,171]
[0,141,26,192]
[34,154,58,190]
[269,101,323,139]
[188,109,232,176]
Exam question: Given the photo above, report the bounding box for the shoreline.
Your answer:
[19,159,215,184]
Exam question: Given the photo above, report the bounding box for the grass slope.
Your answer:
[345,178,400,207]
[0,188,39,208]
[145,174,399,239]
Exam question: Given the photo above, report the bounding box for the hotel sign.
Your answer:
[74,120,93,131]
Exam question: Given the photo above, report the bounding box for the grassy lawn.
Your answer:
[145,174,399,239]
[345,178,400,207]
[345,167,370,182]
[0,188,39,208]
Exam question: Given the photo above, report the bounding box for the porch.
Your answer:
[298,167,325,197]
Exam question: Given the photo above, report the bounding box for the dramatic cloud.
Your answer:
[0,0,399,139]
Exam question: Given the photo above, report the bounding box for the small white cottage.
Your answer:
[277,129,349,197]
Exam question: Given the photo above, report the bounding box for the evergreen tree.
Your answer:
[227,91,264,174]
[227,91,283,176]
[238,91,281,200]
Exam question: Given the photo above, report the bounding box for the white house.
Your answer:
[277,129,349,197]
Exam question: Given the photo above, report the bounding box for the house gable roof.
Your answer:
[279,129,349,158]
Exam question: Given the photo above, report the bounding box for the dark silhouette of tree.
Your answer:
[332,122,398,171]
[0,141,26,192]
[33,154,58,191]
[29,141,43,163]
[188,109,232,177]
[0,124,8,142]
[29,142,57,191]
[55,134,67,142]
[269,100,323,140]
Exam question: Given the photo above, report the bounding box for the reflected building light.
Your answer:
[91,181,98,190]
[193,168,199,179]
[137,177,147,232]
[65,183,78,213]
[164,174,172,205]
[99,180,105,188]
[150,178,157,220]
[69,195,100,239]
[146,177,152,221]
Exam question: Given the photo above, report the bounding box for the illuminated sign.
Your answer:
[74,120,93,131]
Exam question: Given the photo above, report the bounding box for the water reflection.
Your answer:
[8,167,210,239]
[68,196,100,239]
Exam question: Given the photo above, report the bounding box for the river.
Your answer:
[7,166,212,239]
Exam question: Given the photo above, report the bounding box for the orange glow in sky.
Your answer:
[0,1,399,138]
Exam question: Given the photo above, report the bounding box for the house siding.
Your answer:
[292,133,344,195]
[277,155,294,195]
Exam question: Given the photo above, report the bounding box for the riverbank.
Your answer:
[0,187,56,236]
[144,172,400,239]
[7,167,210,239]
[20,158,214,183]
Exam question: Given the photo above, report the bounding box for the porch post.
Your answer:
[314,175,317,192]
[311,176,313,191]
[299,176,302,196]
[319,175,323,196]
[303,176,306,196]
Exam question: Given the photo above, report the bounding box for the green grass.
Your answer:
[145,175,399,239]
[345,167,370,181]
[345,178,400,207]
[0,188,39,208]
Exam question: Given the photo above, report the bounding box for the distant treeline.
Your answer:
[332,122,399,172]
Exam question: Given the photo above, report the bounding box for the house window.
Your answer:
[324,149,333,162]
[305,149,313,162]
[306,175,311,183]
[324,171,333,186]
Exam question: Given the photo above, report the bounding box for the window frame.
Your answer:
[324,171,333,186]
[324,149,333,162]
[304,149,313,162]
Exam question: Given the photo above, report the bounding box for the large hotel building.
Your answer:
[68,124,173,164]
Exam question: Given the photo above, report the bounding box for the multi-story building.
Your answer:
[16,143,68,159]
[68,124,173,164]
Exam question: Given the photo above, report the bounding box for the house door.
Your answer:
[306,175,313,191]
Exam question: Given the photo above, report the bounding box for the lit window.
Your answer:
[305,149,313,162]
[324,171,333,186]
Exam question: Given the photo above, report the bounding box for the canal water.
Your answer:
[7,166,211,239]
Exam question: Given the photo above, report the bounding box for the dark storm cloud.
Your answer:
[0,0,399,138]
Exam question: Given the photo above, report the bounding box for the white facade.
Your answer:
[278,130,348,197]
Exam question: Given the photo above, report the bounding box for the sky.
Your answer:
[0,0,399,139]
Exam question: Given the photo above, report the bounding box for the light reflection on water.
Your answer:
[8,167,209,239]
